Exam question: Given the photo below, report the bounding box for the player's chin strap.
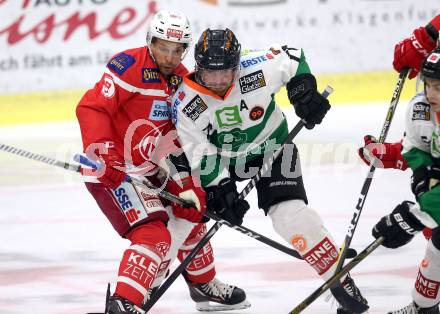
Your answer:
[141,85,334,313]
[290,68,409,313]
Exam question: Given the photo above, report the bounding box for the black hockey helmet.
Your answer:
[194,28,241,70]
[421,46,440,80]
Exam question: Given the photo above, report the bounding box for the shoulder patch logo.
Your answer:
[101,74,115,98]
[142,68,162,83]
[412,102,431,121]
[239,70,266,94]
[107,53,135,76]
[182,95,208,121]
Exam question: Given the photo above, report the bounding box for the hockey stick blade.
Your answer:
[289,237,384,314]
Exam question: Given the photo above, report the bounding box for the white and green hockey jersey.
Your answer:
[171,44,310,187]
[402,92,440,226]
[402,92,440,168]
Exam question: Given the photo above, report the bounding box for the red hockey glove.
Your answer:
[358,135,408,170]
[95,143,126,189]
[167,176,206,223]
[393,27,436,79]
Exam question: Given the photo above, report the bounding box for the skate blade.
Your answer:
[196,300,251,312]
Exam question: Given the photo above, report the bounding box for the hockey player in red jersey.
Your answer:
[359,15,440,314]
[76,10,249,314]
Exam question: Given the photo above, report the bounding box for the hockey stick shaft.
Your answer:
[288,237,384,314]
[0,143,308,311]
[334,68,409,274]
[75,154,305,260]
[0,143,81,172]
[78,155,358,260]
[142,221,223,312]
[239,85,334,200]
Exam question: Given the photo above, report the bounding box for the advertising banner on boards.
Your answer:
[0,0,438,92]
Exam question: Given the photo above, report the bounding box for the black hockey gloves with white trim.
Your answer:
[205,178,250,226]
[372,201,425,249]
[411,165,440,201]
[286,73,330,129]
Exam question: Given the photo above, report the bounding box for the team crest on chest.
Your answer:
[215,106,242,128]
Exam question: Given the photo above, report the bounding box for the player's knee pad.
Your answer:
[269,199,326,249]
[151,216,199,288]
[412,239,440,307]
[269,200,340,278]
[126,220,171,256]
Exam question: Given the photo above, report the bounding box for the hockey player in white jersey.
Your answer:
[171,28,369,313]
[369,49,440,314]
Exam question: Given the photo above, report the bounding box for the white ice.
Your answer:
[0,103,428,314]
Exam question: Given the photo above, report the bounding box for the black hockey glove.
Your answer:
[411,165,440,201]
[205,178,250,226]
[286,73,330,129]
[372,201,425,249]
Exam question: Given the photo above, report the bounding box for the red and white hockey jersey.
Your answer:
[77,46,187,174]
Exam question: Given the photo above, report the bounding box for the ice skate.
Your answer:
[387,301,439,314]
[105,295,145,314]
[331,273,369,313]
[185,274,251,311]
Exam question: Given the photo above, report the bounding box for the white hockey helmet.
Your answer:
[146,10,192,57]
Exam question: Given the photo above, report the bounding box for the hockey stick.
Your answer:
[142,221,223,312]
[332,68,409,277]
[288,237,384,314]
[142,86,334,312]
[0,143,307,313]
[75,154,305,260]
[239,85,334,199]
[77,153,357,261]
[0,143,81,172]
[0,141,354,265]
[0,141,306,261]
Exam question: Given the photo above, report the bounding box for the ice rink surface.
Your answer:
[0,103,428,314]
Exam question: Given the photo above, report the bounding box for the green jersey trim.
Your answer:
[403,148,434,170]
